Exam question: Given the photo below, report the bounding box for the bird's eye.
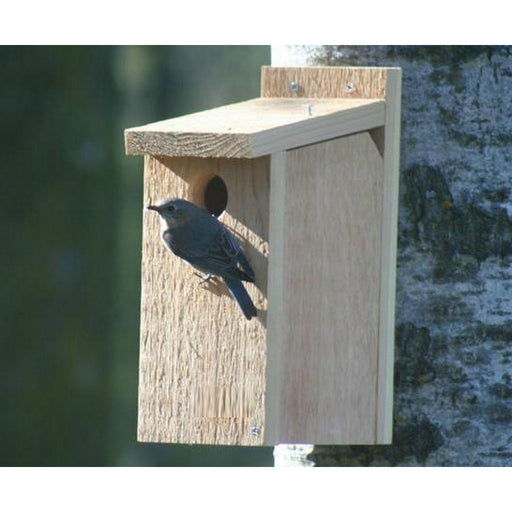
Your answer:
[167,205,175,212]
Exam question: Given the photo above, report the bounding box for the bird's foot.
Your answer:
[194,272,214,285]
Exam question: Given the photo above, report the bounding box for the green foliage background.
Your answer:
[0,46,272,466]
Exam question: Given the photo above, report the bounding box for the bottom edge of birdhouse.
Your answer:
[136,425,393,447]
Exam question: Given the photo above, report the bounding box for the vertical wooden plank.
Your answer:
[376,69,402,443]
[266,133,384,444]
[264,151,287,445]
[138,155,269,446]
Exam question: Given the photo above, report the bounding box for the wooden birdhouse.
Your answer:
[124,66,401,446]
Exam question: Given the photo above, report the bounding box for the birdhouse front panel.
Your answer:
[139,155,270,445]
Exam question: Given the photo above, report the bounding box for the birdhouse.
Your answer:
[124,66,401,446]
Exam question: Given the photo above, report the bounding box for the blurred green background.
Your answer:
[0,45,273,466]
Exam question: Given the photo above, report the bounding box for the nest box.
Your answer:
[124,66,401,446]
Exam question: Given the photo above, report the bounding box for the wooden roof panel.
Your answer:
[125,97,385,158]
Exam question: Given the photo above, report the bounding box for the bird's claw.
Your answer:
[194,272,213,285]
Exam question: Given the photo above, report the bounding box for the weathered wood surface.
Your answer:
[138,155,270,445]
[125,97,384,158]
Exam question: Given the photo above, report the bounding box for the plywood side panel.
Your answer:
[138,155,269,445]
[266,133,384,444]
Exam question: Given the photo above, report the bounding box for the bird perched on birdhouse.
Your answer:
[147,198,257,320]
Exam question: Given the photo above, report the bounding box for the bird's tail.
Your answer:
[224,277,257,320]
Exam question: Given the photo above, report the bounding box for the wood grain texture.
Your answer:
[124,97,384,158]
[266,133,384,444]
[138,155,270,445]
[261,65,391,99]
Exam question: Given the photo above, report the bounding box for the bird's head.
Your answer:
[146,198,197,229]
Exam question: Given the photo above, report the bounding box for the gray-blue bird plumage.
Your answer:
[147,198,257,320]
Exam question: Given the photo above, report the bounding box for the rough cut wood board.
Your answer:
[138,155,269,445]
[261,65,389,98]
[125,97,385,158]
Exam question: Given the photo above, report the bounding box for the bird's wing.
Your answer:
[198,229,244,275]
[214,228,256,282]
[233,244,255,282]
[189,228,254,281]
[165,222,254,282]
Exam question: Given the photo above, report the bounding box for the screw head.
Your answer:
[250,426,261,436]
[290,81,299,92]
[345,82,355,93]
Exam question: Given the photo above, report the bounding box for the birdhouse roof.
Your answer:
[124,97,385,159]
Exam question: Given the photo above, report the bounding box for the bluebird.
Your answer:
[146,198,257,320]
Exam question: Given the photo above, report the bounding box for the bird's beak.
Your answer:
[146,204,159,212]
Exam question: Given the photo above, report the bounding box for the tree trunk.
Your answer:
[273,45,512,467]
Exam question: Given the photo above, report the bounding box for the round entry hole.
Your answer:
[203,175,228,217]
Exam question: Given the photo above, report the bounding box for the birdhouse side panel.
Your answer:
[266,132,384,444]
